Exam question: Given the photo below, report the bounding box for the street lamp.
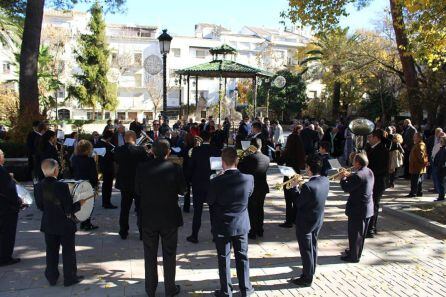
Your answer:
[158,29,173,117]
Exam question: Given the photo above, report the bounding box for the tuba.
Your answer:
[348,118,375,152]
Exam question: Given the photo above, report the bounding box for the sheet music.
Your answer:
[328,159,342,169]
[171,147,181,153]
[241,141,251,150]
[93,148,106,157]
[56,130,65,140]
[210,157,223,171]
[277,166,296,177]
[63,138,76,147]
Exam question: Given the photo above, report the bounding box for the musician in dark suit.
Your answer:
[208,147,254,297]
[135,140,184,297]
[248,122,268,156]
[36,130,60,180]
[114,131,150,240]
[366,129,389,237]
[129,119,143,138]
[186,131,221,243]
[290,154,329,287]
[300,124,320,155]
[71,140,99,231]
[96,130,117,209]
[0,149,22,267]
[34,159,85,286]
[339,153,374,263]
[318,141,332,177]
[238,138,270,239]
[236,117,250,149]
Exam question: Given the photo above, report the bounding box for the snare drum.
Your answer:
[62,180,95,222]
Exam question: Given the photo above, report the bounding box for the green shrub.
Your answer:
[0,141,28,158]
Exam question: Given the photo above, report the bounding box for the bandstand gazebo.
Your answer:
[175,44,272,122]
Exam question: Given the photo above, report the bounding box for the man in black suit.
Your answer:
[402,119,417,178]
[300,124,320,155]
[366,129,389,237]
[147,120,161,142]
[318,141,332,177]
[114,131,150,240]
[186,131,221,243]
[248,122,268,156]
[290,154,329,287]
[96,130,117,209]
[339,153,374,263]
[0,149,22,267]
[34,159,85,286]
[238,138,270,239]
[208,147,254,297]
[135,140,184,297]
[129,119,143,138]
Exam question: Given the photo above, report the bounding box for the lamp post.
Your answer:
[158,29,173,117]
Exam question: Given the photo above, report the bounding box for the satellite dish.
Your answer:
[107,68,120,83]
[144,55,163,75]
[273,75,286,88]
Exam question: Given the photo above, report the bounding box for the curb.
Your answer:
[383,204,446,236]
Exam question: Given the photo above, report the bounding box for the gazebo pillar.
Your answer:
[178,75,182,118]
[253,76,258,118]
[218,76,223,124]
[187,75,190,117]
[195,76,199,117]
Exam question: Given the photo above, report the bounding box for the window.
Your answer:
[57,87,65,99]
[196,49,207,59]
[2,63,11,74]
[309,91,318,99]
[87,112,101,120]
[134,52,142,66]
[144,112,154,120]
[117,112,126,120]
[104,112,111,119]
[172,48,181,57]
[128,112,137,120]
[58,109,70,120]
[201,110,207,119]
[134,74,142,87]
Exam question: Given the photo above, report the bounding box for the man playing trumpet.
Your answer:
[338,153,374,263]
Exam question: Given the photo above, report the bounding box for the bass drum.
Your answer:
[62,180,95,222]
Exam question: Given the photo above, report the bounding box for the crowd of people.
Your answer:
[0,114,445,296]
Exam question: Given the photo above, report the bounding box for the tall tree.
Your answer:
[68,2,117,120]
[283,0,423,123]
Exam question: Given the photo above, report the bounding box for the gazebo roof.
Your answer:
[209,44,237,56]
[176,59,273,78]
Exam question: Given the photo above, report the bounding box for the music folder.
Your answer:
[278,166,296,177]
[171,147,181,153]
[241,141,251,150]
[210,157,223,171]
[328,159,342,169]
[63,138,76,147]
[93,148,106,157]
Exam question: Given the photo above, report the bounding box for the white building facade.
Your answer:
[1,10,324,121]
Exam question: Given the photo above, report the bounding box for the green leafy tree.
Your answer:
[267,70,307,123]
[0,8,22,48]
[68,2,117,120]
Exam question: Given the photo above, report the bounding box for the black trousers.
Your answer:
[215,234,253,297]
[119,190,141,235]
[410,173,424,195]
[191,189,207,238]
[403,149,410,177]
[347,217,370,261]
[183,183,191,211]
[142,227,178,297]
[101,171,114,206]
[0,212,18,263]
[368,175,386,233]
[284,187,297,225]
[248,192,266,235]
[296,226,321,281]
[44,232,77,284]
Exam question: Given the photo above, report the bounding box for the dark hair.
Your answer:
[250,137,262,150]
[32,120,41,128]
[38,130,56,153]
[252,122,262,131]
[283,133,306,170]
[221,147,238,166]
[354,153,369,167]
[152,139,170,158]
[306,154,323,175]
[103,129,114,140]
[37,122,47,133]
[319,141,330,152]
[200,131,211,141]
[372,129,385,141]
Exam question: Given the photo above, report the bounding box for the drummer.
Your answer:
[34,158,85,286]
[0,149,22,267]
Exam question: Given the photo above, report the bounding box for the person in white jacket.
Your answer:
[272,120,284,146]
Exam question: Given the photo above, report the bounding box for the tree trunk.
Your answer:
[332,80,341,119]
[19,0,45,116]
[389,0,421,125]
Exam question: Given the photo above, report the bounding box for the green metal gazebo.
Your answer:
[175,44,272,122]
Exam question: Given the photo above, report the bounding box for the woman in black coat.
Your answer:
[275,126,306,228]
[71,140,99,231]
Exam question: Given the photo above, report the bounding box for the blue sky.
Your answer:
[73,0,389,35]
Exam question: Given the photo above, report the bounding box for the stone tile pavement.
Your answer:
[1,167,445,296]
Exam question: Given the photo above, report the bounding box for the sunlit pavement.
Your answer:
[1,167,445,297]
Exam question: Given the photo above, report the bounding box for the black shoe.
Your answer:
[289,276,312,287]
[435,197,445,202]
[214,289,230,297]
[0,258,20,267]
[248,233,257,240]
[417,192,423,197]
[64,275,84,287]
[186,235,198,244]
[81,223,99,231]
[340,255,359,263]
[103,204,117,209]
[278,222,293,228]
[257,231,264,237]
[119,232,128,240]
[168,285,181,296]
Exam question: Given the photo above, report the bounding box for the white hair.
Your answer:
[41,159,58,177]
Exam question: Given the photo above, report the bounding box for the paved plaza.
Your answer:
[1,167,446,297]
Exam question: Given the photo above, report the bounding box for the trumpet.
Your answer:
[237,145,258,159]
[137,130,154,146]
[328,166,355,180]
[274,174,305,190]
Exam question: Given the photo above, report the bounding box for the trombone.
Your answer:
[274,174,305,190]
[328,166,355,181]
